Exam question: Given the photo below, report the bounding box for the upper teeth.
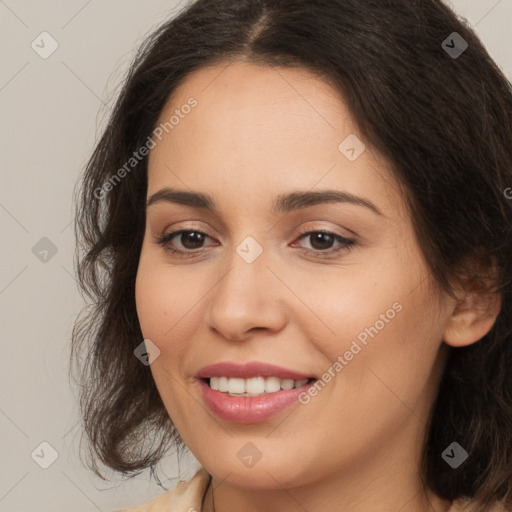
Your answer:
[209,376,309,396]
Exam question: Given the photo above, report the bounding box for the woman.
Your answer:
[71,1,512,511]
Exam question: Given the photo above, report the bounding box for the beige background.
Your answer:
[1,1,511,511]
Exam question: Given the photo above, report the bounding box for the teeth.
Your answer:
[265,376,281,393]
[246,377,265,394]
[281,379,294,390]
[228,378,245,394]
[218,376,229,392]
[208,376,310,396]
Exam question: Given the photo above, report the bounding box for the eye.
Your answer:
[154,227,355,259]
[292,228,355,258]
[154,229,215,256]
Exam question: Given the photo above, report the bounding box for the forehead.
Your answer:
[147,60,402,218]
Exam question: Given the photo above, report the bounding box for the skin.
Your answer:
[135,60,501,512]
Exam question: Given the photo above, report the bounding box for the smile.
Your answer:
[208,376,311,396]
[196,361,317,423]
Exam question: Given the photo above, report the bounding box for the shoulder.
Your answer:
[449,498,511,511]
[114,467,211,512]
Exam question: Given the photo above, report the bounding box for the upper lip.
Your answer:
[196,362,314,380]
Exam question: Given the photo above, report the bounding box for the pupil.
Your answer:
[182,231,204,249]
[311,232,333,250]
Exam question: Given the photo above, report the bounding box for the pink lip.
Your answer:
[198,379,315,424]
[196,362,316,424]
[196,361,313,380]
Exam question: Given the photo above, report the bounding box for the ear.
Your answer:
[443,282,502,348]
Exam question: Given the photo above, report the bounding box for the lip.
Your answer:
[196,361,314,380]
[196,361,317,424]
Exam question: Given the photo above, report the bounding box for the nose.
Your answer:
[204,243,288,342]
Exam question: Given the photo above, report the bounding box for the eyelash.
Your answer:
[154,227,355,259]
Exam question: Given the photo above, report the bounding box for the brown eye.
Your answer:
[178,231,207,249]
[292,229,355,259]
[155,229,214,255]
[307,232,336,250]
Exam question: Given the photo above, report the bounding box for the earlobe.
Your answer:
[443,290,502,348]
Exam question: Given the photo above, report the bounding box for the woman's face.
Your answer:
[135,60,454,490]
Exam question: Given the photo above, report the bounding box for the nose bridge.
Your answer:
[205,234,286,339]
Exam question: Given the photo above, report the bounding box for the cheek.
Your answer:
[281,255,403,361]
[134,250,198,420]
[134,245,205,346]
[296,249,444,402]
[321,282,444,428]
[134,259,166,342]
[299,284,445,467]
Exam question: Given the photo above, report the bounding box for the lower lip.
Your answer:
[198,379,315,424]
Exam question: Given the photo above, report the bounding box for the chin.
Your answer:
[197,447,313,490]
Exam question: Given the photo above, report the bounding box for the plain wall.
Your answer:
[1,1,511,511]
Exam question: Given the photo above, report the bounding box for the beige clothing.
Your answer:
[115,467,507,512]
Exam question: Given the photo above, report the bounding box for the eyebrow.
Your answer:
[146,187,383,216]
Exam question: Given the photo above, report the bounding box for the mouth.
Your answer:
[196,361,318,423]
